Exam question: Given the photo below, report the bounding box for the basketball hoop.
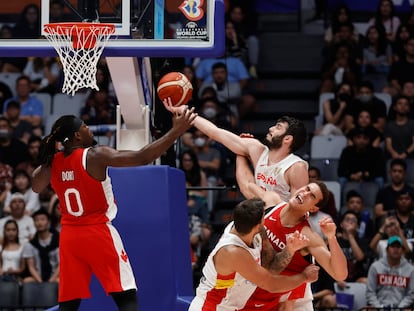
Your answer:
[44,22,115,96]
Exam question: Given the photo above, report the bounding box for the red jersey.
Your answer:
[242,203,311,309]
[50,148,117,226]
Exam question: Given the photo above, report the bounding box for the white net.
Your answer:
[44,23,115,96]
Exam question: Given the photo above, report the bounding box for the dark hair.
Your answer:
[37,115,83,166]
[374,0,395,22]
[32,208,50,220]
[314,180,330,209]
[1,219,19,250]
[16,75,31,86]
[390,158,407,171]
[340,210,360,225]
[212,62,227,71]
[364,24,388,56]
[6,100,20,110]
[11,170,31,193]
[277,116,307,152]
[331,4,352,34]
[346,189,363,202]
[308,166,321,179]
[179,150,202,187]
[0,117,11,127]
[28,135,42,146]
[233,199,264,235]
[358,80,375,92]
[397,191,413,200]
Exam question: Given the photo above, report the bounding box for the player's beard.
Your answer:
[263,133,285,150]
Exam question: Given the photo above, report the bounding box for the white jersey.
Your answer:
[189,222,262,311]
[254,148,308,202]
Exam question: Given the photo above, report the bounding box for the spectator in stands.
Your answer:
[16,135,42,177]
[0,219,25,283]
[338,126,386,190]
[2,76,44,132]
[320,39,361,93]
[179,149,208,202]
[0,81,13,113]
[384,95,414,159]
[198,62,242,117]
[342,190,375,244]
[49,0,67,23]
[347,110,382,148]
[361,25,393,92]
[224,19,248,63]
[386,36,414,97]
[366,236,414,309]
[374,158,414,219]
[391,23,413,62]
[227,4,259,78]
[0,24,28,73]
[192,129,222,182]
[80,90,116,126]
[12,4,41,39]
[0,24,13,38]
[23,57,61,95]
[387,191,414,240]
[368,0,401,43]
[83,63,115,103]
[315,82,353,136]
[0,163,13,218]
[0,192,36,245]
[308,166,337,221]
[22,208,59,284]
[3,170,41,216]
[0,117,31,169]
[369,215,412,259]
[5,100,33,144]
[388,80,414,119]
[336,211,368,283]
[187,192,212,264]
[182,65,199,108]
[194,56,250,90]
[344,80,387,133]
[324,4,360,45]
[200,96,238,131]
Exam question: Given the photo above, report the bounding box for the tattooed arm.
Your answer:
[260,229,309,273]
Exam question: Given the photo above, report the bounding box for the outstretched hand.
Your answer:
[286,230,310,254]
[171,106,197,133]
[302,264,319,283]
[163,98,188,115]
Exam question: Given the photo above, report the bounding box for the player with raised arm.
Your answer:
[163,100,309,201]
[189,199,320,310]
[236,156,348,311]
[31,109,196,311]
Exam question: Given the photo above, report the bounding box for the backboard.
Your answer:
[0,0,224,57]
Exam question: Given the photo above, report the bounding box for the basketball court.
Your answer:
[0,1,225,310]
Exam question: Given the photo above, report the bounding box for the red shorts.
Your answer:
[58,223,137,302]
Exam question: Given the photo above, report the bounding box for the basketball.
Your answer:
[157,72,193,106]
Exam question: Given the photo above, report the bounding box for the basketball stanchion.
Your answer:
[43,22,115,96]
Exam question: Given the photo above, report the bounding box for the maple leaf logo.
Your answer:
[120,250,128,262]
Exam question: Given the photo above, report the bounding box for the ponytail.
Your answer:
[35,115,83,167]
[36,126,61,167]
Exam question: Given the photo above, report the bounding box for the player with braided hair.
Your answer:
[32,110,196,311]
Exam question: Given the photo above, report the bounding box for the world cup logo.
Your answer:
[179,0,205,21]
